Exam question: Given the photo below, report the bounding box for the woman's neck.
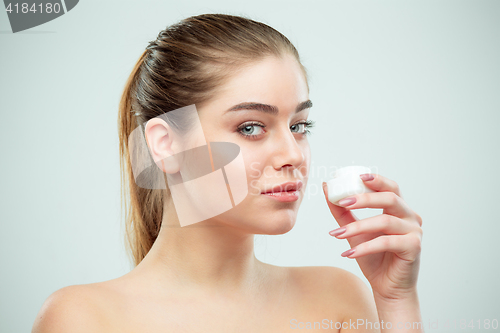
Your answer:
[129,198,269,296]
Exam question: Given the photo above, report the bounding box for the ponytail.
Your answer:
[118,50,164,267]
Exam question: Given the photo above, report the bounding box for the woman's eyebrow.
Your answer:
[225,100,312,115]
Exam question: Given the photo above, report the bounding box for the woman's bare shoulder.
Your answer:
[285,266,378,321]
[32,282,116,333]
[286,265,367,290]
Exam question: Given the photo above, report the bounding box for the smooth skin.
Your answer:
[32,54,422,333]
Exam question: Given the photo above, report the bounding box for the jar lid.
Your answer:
[332,166,372,179]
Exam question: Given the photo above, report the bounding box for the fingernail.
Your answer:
[360,173,374,181]
[322,182,326,189]
[341,248,355,257]
[338,197,356,207]
[329,227,346,237]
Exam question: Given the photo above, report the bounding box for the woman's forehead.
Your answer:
[201,57,309,114]
[226,55,306,89]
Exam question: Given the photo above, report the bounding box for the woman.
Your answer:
[33,13,423,332]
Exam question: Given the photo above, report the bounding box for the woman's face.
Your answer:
[195,54,312,235]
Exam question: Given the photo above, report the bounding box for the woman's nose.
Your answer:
[271,128,305,170]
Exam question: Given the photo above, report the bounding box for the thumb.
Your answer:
[322,181,358,227]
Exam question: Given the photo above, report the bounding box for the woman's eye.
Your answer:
[237,122,265,137]
[291,120,315,135]
[290,123,305,133]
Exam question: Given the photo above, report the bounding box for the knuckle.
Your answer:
[410,233,422,251]
[381,236,391,247]
[389,192,399,205]
[415,213,423,226]
[348,222,359,234]
[359,193,368,205]
[394,182,401,194]
[381,214,392,229]
[416,227,424,241]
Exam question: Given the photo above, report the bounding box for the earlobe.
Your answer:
[144,118,180,174]
[157,157,179,174]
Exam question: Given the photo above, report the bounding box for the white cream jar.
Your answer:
[326,166,375,206]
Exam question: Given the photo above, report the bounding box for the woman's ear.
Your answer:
[144,118,180,174]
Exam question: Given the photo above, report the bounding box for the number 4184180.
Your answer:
[5,2,62,14]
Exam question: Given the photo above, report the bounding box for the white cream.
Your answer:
[326,166,375,206]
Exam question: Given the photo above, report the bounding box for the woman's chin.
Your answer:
[256,218,296,235]
[216,201,298,235]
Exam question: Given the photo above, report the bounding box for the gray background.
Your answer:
[1,0,499,332]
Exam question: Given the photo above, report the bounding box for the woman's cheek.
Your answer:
[243,150,265,196]
[298,144,311,182]
[305,145,311,174]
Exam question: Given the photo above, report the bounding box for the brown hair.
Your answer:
[118,13,308,266]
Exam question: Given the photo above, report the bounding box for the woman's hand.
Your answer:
[322,173,423,302]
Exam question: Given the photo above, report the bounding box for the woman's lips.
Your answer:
[260,181,302,202]
[261,181,303,194]
[261,190,300,202]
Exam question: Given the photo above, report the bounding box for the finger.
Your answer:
[342,233,422,262]
[330,214,421,239]
[338,191,416,220]
[360,173,402,198]
[322,182,359,228]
